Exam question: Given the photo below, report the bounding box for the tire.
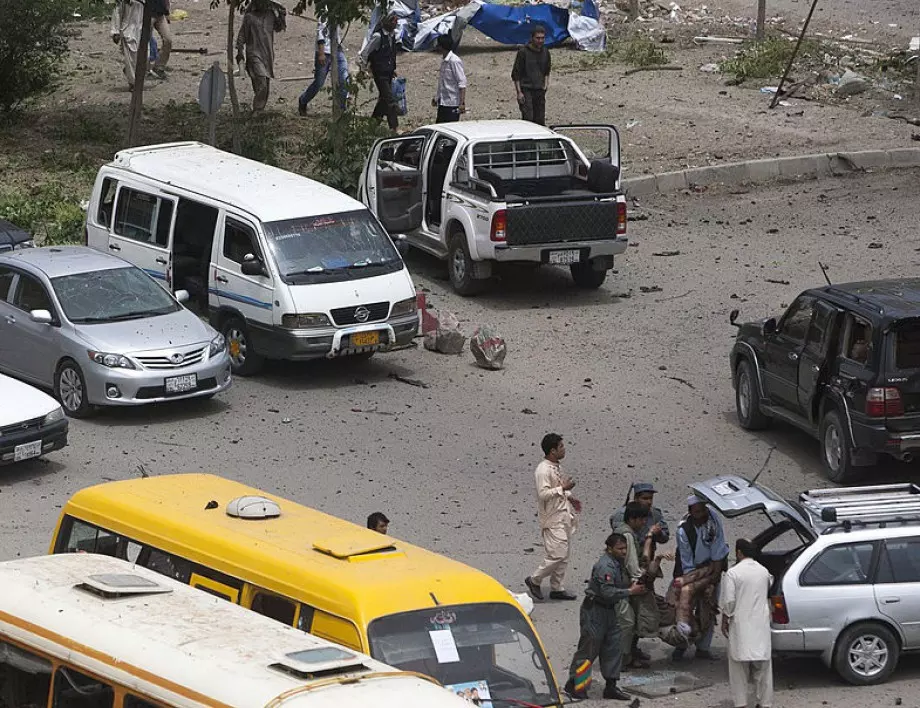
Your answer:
[221,316,264,376]
[54,359,93,418]
[820,409,856,483]
[447,231,482,296]
[570,261,607,289]
[834,622,899,685]
[735,359,770,430]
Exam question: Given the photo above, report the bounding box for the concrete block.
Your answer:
[836,150,891,170]
[744,158,781,183]
[624,175,658,197]
[776,155,821,178]
[686,163,748,187]
[655,171,688,193]
[887,148,920,168]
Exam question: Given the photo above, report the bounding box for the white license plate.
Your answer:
[165,374,197,394]
[14,440,42,462]
[548,249,581,265]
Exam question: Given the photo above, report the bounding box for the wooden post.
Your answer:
[227,0,242,154]
[756,0,766,40]
[127,0,155,146]
[769,0,819,109]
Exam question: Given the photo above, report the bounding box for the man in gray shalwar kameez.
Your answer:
[111,0,144,91]
[235,0,284,111]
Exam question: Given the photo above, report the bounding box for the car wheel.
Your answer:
[447,231,482,296]
[820,409,856,483]
[834,622,899,685]
[54,360,93,418]
[570,261,607,289]
[735,359,770,430]
[221,316,264,376]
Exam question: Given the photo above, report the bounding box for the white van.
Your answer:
[86,142,419,375]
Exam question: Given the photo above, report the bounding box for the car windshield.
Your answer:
[51,267,180,323]
[368,603,559,707]
[263,210,401,285]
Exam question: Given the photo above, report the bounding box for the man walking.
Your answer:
[613,502,651,669]
[236,0,285,112]
[564,533,645,701]
[298,19,349,115]
[721,539,773,708]
[359,12,400,132]
[524,433,581,601]
[673,494,730,661]
[111,0,144,91]
[432,35,466,123]
[511,25,551,125]
[149,0,172,80]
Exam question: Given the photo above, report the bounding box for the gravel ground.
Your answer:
[3,169,920,706]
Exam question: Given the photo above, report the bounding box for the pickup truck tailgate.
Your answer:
[505,199,621,245]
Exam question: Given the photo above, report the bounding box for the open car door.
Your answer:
[363,134,426,235]
[551,124,620,168]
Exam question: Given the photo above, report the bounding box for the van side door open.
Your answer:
[109,184,177,289]
[364,135,426,234]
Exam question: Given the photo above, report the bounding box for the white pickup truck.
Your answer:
[358,120,628,295]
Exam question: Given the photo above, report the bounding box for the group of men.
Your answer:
[525,433,774,706]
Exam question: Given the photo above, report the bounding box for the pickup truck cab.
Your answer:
[359,121,627,295]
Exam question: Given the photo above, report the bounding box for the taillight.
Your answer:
[616,201,627,235]
[490,210,507,242]
[771,595,789,625]
[866,387,903,417]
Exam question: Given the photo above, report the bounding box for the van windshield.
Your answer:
[263,210,402,284]
[368,603,559,707]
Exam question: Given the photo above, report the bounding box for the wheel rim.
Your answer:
[848,634,889,678]
[452,247,467,283]
[59,367,83,412]
[824,421,842,472]
[226,326,247,367]
[738,370,752,420]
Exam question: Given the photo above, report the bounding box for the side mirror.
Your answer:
[29,309,53,325]
[393,234,409,256]
[241,256,265,277]
[174,289,190,304]
[763,317,777,336]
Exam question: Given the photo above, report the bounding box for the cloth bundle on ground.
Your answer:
[470,325,507,370]
[657,563,721,647]
[423,309,466,354]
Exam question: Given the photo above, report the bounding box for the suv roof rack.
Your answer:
[800,484,920,527]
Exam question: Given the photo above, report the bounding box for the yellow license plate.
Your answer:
[351,331,380,347]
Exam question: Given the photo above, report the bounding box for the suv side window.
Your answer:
[780,297,815,343]
[840,313,872,366]
[801,542,876,586]
[877,539,920,583]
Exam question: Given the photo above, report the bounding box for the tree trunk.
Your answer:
[127,0,154,146]
[227,0,242,153]
[330,29,343,119]
[755,0,766,39]
[627,0,640,21]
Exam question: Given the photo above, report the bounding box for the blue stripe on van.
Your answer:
[208,288,273,310]
[144,269,167,281]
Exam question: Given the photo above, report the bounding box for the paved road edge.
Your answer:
[622,148,920,197]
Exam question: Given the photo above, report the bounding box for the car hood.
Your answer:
[689,475,816,539]
[0,373,59,425]
[73,309,215,353]
[287,268,415,315]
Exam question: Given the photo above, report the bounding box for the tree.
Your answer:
[0,0,77,112]
[210,0,246,153]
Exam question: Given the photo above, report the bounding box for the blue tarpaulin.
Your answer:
[468,3,570,47]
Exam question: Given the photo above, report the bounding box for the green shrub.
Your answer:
[617,35,669,68]
[721,37,816,80]
[0,182,87,245]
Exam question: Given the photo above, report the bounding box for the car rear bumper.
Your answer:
[492,236,628,263]
[852,419,920,460]
[83,354,232,406]
[0,417,68,465]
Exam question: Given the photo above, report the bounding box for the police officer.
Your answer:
[610,482,670,549]
[564,533,645,701]
[359,11,400,131]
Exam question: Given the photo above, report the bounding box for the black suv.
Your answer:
[730,279,920,481]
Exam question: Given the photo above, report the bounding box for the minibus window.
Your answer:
[123,695,162,708]
[53,666,113,708]
[251,592,297,626]
[0,640,51,708]
[144,550,192,584]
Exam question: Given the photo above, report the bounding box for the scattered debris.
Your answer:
[629,212,650,221]
[281,417,292,424]
[667,376,696,390]
[699,63,720,72]
[624,65,683,76]
[423,309,466,354]
[351,407,397,416]
[658,289,693,301]
[868,242,884,249]
[765,278,790,285]
[389,373,429,388]
[626,119,642,129]
[693,36,744,45]
[470,325,507,370]
[835,70,870,96]
[640,285,663,293]
[652,250,681,257]
[521,407,537,415]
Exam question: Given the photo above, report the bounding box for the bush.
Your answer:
[721,37,816,81]
[0,182,88,245]
[0,0,78,112]
[617,35,669,68]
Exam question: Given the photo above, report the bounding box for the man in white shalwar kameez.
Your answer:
[111,0,145,91]
[720,539,773,708]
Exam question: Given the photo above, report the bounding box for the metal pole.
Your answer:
[769,0,819,109]
[209,62,220,146]
[756,0,766,40]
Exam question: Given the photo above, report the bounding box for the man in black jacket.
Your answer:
[360,12,400,131]
[511,25,551,125]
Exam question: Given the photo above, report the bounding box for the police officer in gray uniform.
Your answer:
[564,533,645,701]
[610,482,670,547]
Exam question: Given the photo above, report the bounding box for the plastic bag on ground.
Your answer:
[470,325,506,370]
[423,310,466,354]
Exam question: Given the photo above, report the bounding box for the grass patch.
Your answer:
[0,180,92,245]
[616,35,669,68]
[721,36,819,81]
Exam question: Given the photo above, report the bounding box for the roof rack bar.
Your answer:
[803,483,920,498]
[831,507,920,521]
[802,496,920,510]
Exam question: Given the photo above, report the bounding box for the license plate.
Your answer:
[165,374,198,393]
[548,249,581,265]
[351,331,380,348]
[14,440,42,462]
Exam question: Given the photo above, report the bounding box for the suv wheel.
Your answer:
[735,359,770,430]
[222,316,264,376]
[834,622,899,685]
[820,409,856,483]
[447,231,483,296]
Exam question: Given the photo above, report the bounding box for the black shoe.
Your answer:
[563,679,588,699]
[603,684,631,700]
[524,576,544,601]
[549,590,578,601]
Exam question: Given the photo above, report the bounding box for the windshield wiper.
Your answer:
[104,309,164,322]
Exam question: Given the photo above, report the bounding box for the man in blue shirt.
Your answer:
[673,494,729,661]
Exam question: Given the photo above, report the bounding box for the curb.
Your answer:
[621,148,920,198]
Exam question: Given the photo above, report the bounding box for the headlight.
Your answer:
[390,297,417,317]
[43,407,65,425]
[209,333,226,356]
[87,350,136,369]
[282,313,331,329]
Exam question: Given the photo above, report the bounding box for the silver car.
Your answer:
[0,246,231,417]
[691,475,920,686]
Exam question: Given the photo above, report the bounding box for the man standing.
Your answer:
[524,433,581,601]
[610,482,670,550]
[613,502,651,669]
[367,512,389,535]
[298,19,349,116]
[511,25,551,125]
[564,533,645,701]
[721,539,773,708]
[235,0,284,112]
[149,0,172,80]
[673,494,730,661]
[111,0,144,91]
[359,12,400,132]
[432,35,466,123]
